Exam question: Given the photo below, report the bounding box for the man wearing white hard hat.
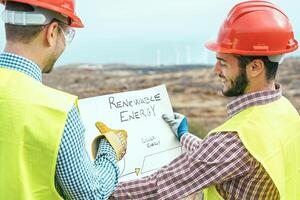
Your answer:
[0,0,127,199]
[111,1,300,199]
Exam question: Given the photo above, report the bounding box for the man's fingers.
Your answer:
[162,114,174,121]
[174,112,184,119]
[95,121,111,133]
[170,121,178,127]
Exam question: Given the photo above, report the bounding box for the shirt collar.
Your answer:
[0,52,42,82]
[227,83,282,118]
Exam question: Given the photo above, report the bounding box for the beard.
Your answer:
[42,48,64,73]
[43,58,56,73]
[42,36,65,73]
[222,68,248,97]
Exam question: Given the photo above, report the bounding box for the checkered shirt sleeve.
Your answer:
[111,132,253,199]
[55,105,120,199]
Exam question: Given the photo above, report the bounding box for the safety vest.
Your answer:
[0,68,77,199]
[203,96,300,200]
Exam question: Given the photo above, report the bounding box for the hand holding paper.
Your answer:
[162,112,188,141]
[92,121,128,161]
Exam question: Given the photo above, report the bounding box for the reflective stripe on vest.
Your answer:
[203,97,300,200]
[0,68,77,199]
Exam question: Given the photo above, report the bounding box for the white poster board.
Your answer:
[78,85,183,181]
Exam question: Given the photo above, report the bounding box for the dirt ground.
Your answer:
[44,57,300,136]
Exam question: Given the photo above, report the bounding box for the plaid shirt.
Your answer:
[0,52,120,200]
[112,85,282,200]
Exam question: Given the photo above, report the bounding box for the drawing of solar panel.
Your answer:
[119,146,183,181]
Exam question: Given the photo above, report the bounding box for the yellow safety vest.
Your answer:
[0,68,77,200]
[203,96,300,200]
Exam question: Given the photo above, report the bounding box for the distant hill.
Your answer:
[44,57,300,137]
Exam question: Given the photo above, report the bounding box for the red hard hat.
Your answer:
[205,0,298,55]
[1,0,84,28]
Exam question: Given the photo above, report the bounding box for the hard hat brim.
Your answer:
[205,41,235,54]
[205,41,298,56]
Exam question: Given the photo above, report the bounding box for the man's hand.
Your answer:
[91,121,128,161]
[162,112,188,141]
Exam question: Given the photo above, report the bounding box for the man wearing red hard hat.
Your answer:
[0,0,128,199]
[111,1,300,199]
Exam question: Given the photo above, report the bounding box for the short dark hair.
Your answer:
[235,55,279,81]
[4,2,45,43]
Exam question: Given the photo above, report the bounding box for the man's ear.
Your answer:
[247,59,264,78]
[45,22,60,47]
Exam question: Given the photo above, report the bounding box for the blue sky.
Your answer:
[1,0,299,66]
